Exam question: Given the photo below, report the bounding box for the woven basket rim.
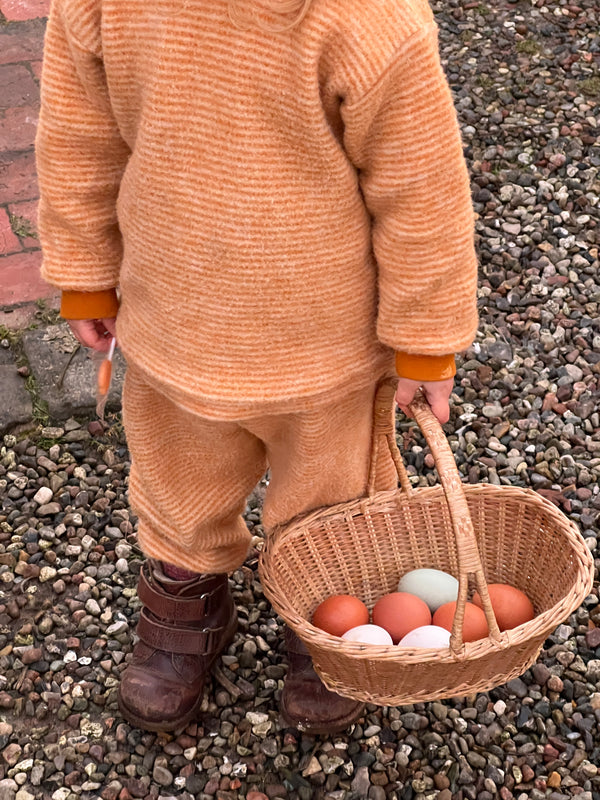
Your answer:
[270,481,587,539]
[260,482,595,665]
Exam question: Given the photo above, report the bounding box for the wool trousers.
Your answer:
[123,365,398,574]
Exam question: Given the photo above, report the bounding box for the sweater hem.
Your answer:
[121,350,396,422]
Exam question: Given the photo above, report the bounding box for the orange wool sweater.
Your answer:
[37,0,477,417]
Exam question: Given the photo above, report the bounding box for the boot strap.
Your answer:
[137,566,220,622]
[137,608,224,654]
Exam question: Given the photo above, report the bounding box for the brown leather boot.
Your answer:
[280,627,365,734]
[117,560,237,731]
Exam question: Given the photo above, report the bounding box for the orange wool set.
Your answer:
[37,0,477,568]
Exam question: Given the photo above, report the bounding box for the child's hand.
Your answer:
[67,318,117,352]
[395,377,454,424]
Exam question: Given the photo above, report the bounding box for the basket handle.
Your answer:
[369,378,502,653]
[368,378,414,497]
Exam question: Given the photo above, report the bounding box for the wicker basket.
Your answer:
[259,378,595,706]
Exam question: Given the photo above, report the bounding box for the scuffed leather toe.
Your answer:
[280,627,365,734]
[280,670,365,733]
[118,660,203,729]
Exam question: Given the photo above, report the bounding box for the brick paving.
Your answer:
[0,0,49,23]
[0,2,56,312]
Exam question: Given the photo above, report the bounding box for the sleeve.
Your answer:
[341,22,478,357]
[395,351,456,381]
[35,0,130,292]
[61,289,120,319]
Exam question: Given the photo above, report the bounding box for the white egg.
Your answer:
[341,624,393,645]
[399,625,451,648]
[397,568,459,612]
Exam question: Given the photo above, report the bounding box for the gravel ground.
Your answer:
[1,0,600,799]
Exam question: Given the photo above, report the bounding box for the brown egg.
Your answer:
[433,601,489,642]
[472,584,534,631]
[372,592,432,644]
[312,595,369,638]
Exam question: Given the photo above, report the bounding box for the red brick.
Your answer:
[0,151,38,204]
[0,297,58,328]
[0,19,46,66]
[8,199,38,248]
[0,106,39,152]
[0,207,21,254]
[0,64,39,109]
[0,0,50,22]
[0,249,53,305]
[30,60,43,80]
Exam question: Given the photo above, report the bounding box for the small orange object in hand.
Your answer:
[96,337,116,421]
[97,357,112,396]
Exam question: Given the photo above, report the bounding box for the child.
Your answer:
[36,0,478,733]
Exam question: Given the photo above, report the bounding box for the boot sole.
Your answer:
[117,610,239,732]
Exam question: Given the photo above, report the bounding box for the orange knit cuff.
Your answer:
[395,351,456,382]
[61,289,120,320]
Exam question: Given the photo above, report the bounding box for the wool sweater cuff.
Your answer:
[61,289,120,320]
[395,352,456,382]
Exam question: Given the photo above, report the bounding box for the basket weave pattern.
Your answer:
[259,379,594,706]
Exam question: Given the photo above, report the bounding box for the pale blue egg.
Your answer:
[397,569,459,612]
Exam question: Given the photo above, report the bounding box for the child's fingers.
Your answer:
[395,377,453,424]
[422,393,450,424]
[395,378,419,419]
[101,317,118,341]
[421,380,453,424]
[394,378,420,409]
[66,319,113,351]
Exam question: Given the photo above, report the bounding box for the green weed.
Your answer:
[34,299,61,326]
[24,375,50,427]
[516,40,540,55]
[9,214,37,240]
[0,326,22,348]
[580,77,600,97]
[35,436,62,450]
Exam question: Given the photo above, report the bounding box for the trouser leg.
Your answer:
[123,366,268,574]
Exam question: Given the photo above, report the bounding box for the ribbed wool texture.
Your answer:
[37,0,478,417]
[123,365,398,573]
